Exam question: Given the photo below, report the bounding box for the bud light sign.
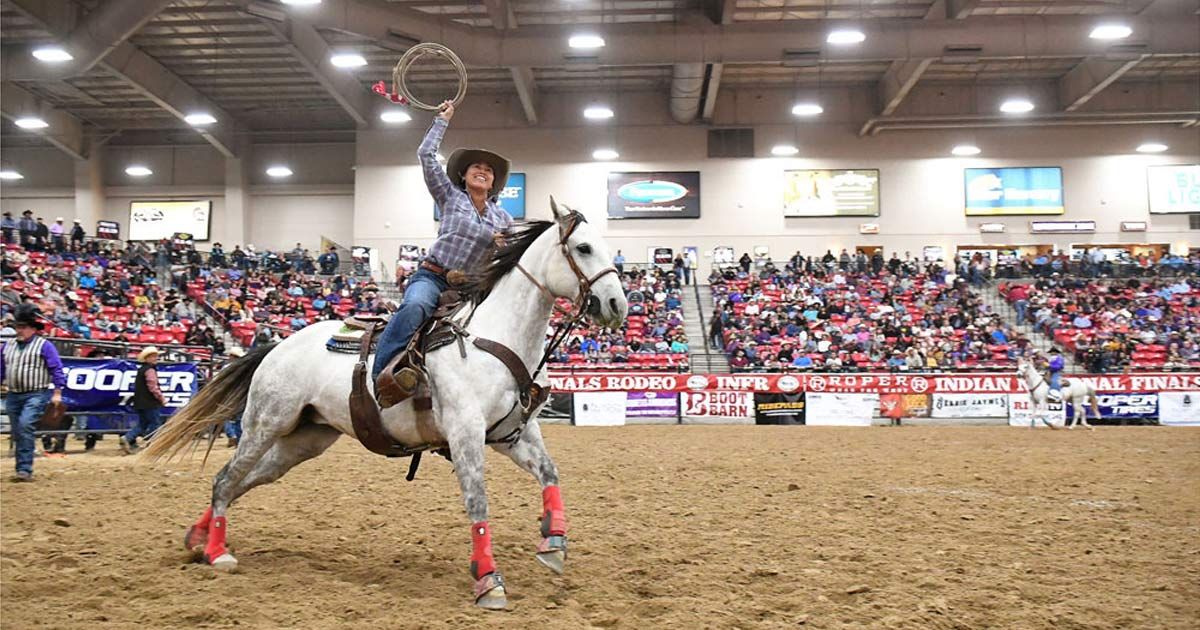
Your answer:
[607,171,701,219]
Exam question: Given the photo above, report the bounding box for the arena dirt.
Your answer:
[2,425,1197,629]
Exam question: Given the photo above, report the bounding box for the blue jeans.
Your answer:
[1014,299,1028,324]
[1049,371,1062,391]
[371,268,448,380]
[125,408,162,445]
[5,390,50,475]
[225,412,243,439]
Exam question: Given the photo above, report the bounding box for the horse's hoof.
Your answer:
[184,525,208,556]
[536,549,565,575]
[209,553,238,572]
[473,573,507,610]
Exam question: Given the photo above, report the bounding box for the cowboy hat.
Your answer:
[227,348,246,358]
[137,346,161,361]
[12,304,45,330]
[445,148,510,198]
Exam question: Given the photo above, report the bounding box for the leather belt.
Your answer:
[420,260,447,276]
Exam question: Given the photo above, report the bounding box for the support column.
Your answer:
[73,148,104,231]
[224,146,251,246]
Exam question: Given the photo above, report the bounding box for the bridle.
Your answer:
[1019,361,1047,392]
[514,212,619,375]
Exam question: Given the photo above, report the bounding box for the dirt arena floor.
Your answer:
[2,424,1198,629]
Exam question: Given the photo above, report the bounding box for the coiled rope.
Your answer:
[371,43,467,111]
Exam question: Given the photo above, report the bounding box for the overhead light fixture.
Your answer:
[32,46,73,62]
[583,106,614,120]
[1136,142,1168,153]
[380,110,412,123]
[330,53,367,68]
[791,103,823,117]
[952,145,981,156]
[569,34,605,49]
[14,117,49,129]
[592,148,619,160]
[1090,24,1132,40]
[184,112,217,126]
[771,145,799,156]
[1121,221,1148,232]
[979,223,1006,234]
[826,29,865,45]
[0,170,24,180]
[266,165,294,178]
[999,98,1035,114]
[125,165,153,177]
[280,0,322,5]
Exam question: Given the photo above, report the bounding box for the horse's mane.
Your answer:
[459,210,587,303]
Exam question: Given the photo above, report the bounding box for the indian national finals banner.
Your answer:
[964,167,1064,216]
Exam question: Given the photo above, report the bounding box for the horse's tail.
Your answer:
[142,343,277,465]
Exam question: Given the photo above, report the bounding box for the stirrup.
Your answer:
[375,363,420,409]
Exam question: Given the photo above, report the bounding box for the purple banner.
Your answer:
[61,358,200,415]
[625,391,679,418]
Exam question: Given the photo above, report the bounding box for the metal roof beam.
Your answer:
[250,15,376,127]
[1059,55,1147,111]
[510,66,539,124]
[946,0,981,19]
[0,81,88,159]
[700,63,722,120]
[878,58,933,116]
[5,0,175,81]
[483,0,517,30]
[275,3,1199,67]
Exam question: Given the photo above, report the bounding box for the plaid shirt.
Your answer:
[422,118,513,273]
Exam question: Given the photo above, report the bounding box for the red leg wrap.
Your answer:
[194,506,214,530]
[204,516,229,562]
[541,486,567,537]
[470,521,496,580]
[184,506,214,550]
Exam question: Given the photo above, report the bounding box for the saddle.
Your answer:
[326,314,393,353]
[346,291,549,477]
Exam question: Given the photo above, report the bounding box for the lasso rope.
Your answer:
[372,43,467,111]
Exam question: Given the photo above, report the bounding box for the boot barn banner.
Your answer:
[547,372,1200,394]
[61,358,200,414]
[681,391,753,418]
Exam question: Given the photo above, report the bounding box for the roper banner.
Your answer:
[1067,393,1158,422]
[61,358,200,414]
[547,371,1200,394]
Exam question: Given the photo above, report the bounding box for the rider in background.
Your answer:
[371,99,513,407]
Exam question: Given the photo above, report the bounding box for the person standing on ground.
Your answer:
[1,305,66,481]
[70,219,85,250]
[49,217,65,252]
[18,210,37,250]
[120,346,167,454]
[613,250,626,276]
[2,211,17,244]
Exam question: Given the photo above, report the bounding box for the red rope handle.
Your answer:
[371,81,409,105]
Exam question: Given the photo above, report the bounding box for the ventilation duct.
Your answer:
[670,63,706,124]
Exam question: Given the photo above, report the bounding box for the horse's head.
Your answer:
[543,197,627,329]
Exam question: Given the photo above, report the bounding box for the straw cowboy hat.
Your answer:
[445,148,510,198]
[137,346,161,361]
[227,348,246,358]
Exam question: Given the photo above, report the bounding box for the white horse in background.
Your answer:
[145,201,627,610]
[1016,358,1100,430]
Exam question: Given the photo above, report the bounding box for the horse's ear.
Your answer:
[550,196,568,222]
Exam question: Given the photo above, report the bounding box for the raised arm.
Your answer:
[419,101,458,206]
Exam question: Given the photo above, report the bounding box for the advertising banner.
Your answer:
[805,393,877,426]
[964,167,1064,216]
[625,391,679,419]
[1066,393,1158,422]
[96,220,120,240]
[607,171,700,219]
[1147,164,1199,214]
[435,172,526,220]
[753,392,806,424]
[129,200,212,241]
[931,393,1010,418]
[572,392,627,426]
[681,391,753,418]
[903,394,931,417]
[1007,395,1065,427]
[1158,392,1200,426]
[547,371,1200,395]
[647,247,674,265]
[783,169,880,217]
[61,358,200,414]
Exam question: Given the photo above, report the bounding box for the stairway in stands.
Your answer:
[983,280,1082,372]
[687,284,730,373]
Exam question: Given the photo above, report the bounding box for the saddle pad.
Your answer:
[326,324,377,354]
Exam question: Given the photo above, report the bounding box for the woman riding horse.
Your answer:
[372,99,513,407]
